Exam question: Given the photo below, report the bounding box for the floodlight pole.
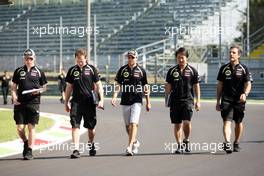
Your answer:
[94,14,97,66]
[218,1,222,67]
[87,0,91,60]
[27,18,29,48]
[59,16,63,71]
[246,0,250,57]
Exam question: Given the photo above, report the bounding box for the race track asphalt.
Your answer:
[0,97,263,176]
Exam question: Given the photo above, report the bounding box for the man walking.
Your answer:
[65,48,104,158]
[165,47,200,154]
[0,70,11,105]
[216,45,252,153]
[111,49,151,156]
[11,49,47,160]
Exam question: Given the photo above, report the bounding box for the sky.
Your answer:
[186,0,247,46]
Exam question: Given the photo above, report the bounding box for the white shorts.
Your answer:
[122,103,142,126]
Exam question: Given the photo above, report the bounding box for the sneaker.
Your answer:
[132,140,140,154]
[126,147,133,156]
[183,139,190,153]
[70,150,80,159]
[89,143,96,156]
[23,140,28,157]
[174,143,183,154]
[24,148,34,160]
[223,142,233,154]
[233,142,241,152]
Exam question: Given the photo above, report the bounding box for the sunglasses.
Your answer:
[128,55,136,59]
[25,57,34,61]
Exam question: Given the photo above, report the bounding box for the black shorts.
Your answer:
[220,99,245,123]
[14,104,40,125]
[70,101,96,129]
[170,101,193,124]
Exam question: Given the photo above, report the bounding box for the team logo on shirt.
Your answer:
[134,70,141,78]
[134,74,140,78]
[123,72,129,78]
[73,71,80,77]
[173,72,179,78]
[236,68,243,76]
[31,71,37,77]
[20,71,26,77]
[84,70,90,75]
[225,70,231,76]
[184,70,191,77]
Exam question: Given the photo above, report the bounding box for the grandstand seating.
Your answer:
[1,0,263,97]
[0,0,229,57]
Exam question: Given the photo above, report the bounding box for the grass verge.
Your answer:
[0,110,55,143]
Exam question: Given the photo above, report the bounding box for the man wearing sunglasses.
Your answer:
[111,49,151,156]
[11,49,47,160]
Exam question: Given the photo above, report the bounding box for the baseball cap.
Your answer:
[23,49,36,59]
[127,50,138,58]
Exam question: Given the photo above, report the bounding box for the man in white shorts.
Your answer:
[111,49,151,156]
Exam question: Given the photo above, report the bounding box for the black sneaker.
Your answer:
[24,148,34,160]
[89,143,96,156]
[233,142,241,152]
[23,140,28,157]
[223,142,232,154]
[183,139,190,153]
[174,143,183,154]
[70,150,80,159]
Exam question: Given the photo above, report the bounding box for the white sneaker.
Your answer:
[126,147,133,156]
[132,140,140,154]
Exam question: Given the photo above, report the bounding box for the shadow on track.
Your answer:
[0,151,228,161]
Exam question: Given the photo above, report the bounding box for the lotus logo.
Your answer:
[173,72,179,78]
[73,71,80,77]
[225,70,231,76]
[123,72,129,78]
[20,71,26,76]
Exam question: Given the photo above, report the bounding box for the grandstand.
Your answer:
[0,0,263,86]
[0,0,233,70]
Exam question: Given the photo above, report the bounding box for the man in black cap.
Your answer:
[11,49,47,160]
[216,45,252,153]
[165,47,201,154]
[111,49,151,156]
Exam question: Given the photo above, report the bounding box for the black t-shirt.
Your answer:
[115,64,148,105]
[12,65,47,104]
[166,64,199,103]
[66,64,100,103]
[217,63,252,101]
[0,75,10,88]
